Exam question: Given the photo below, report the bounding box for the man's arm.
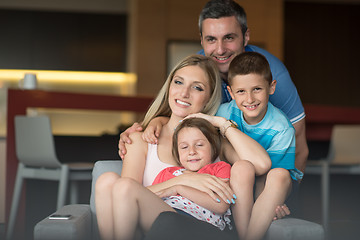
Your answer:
[118,122,143,159]
[293,118,309,173]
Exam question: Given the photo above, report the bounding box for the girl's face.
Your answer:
[177,127,212,172]
[168,65,211,119]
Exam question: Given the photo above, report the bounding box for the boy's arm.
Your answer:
[118,117,169,159]
[156,185,230,215]
[142,116,169,144]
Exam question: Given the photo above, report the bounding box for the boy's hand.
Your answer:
[142,121,162,144]
[142,116,169,144]
[118,122,143,159]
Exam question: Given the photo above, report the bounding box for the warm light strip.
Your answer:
[0,69,137,84]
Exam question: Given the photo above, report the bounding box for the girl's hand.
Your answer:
[273,204,291,220]
[155,186,179,198]
[178,172,235,204]
[185,113,226,129]
[118,122,143,159]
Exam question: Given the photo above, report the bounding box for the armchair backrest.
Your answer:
[90,160,123,239]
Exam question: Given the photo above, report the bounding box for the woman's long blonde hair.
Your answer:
[142,54,222,128]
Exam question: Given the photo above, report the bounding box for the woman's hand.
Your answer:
[178,172,235,204]
[118,122,143,159]
[185,113,226,129]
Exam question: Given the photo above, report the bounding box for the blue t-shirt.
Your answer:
[216,100,303,180]
[198,45,305,124]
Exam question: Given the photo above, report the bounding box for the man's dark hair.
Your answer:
[199,0,248,37]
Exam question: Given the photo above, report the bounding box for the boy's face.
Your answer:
[177,127,213,172]
[227,73,276,125]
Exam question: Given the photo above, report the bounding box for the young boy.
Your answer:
[217,52,302,180]
[216,51,303,239]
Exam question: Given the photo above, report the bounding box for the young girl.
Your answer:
[152,118,232,231]
[113,118,233,240]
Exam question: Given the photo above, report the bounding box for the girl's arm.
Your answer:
[147,172,234,204]
[156,185,230,215]
[121,132,148,183]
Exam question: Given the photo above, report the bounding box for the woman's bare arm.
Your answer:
[118,122,143,159]
[222,131,271,175]
[121,132,148,183]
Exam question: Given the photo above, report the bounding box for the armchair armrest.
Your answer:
[265,218,324,240]
[34,204,92,240]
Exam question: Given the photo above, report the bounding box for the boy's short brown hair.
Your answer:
[228,52,273,85]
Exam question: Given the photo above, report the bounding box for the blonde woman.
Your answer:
[95,55,270,240]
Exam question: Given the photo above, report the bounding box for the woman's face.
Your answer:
[177,127,212,172]
[168,65,211,118]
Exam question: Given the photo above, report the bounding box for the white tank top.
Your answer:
[143,143,174,187]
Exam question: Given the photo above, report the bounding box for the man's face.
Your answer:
[201,16,249,79]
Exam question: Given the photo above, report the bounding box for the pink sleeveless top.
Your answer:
[142,143,174,187]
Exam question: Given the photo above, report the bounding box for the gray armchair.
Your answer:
[34,160,325,240]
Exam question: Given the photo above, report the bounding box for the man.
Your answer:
[197,2,308,238]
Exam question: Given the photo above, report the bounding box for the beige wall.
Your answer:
[129,0,284,96]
